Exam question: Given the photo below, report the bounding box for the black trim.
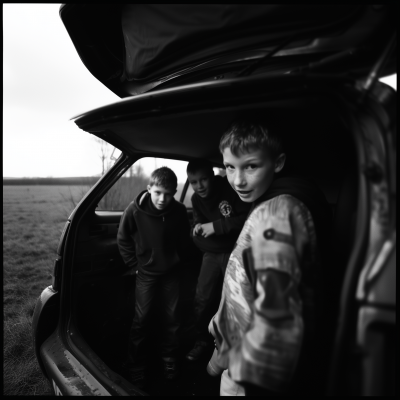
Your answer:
[180,179,190,203]
[326,99,371,395]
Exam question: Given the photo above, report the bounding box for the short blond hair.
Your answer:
[219,119,284,159]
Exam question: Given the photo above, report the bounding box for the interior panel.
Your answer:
[71,204,203,377]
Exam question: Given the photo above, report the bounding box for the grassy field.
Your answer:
[3,185,89,396]
[3,177,189,395]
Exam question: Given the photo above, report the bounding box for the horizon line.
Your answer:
[3,175,102,179]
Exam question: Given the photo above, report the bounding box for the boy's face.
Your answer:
[147,184,176,210]
[222,146,285,203]
[187,169,214,198]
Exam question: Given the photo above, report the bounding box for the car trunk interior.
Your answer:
[68,89,359,395]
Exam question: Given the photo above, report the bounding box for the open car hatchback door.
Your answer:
[32,4,396,396]
[60,4,396,96]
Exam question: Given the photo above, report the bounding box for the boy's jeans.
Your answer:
[192,252,230,343]
[128,268,180,366]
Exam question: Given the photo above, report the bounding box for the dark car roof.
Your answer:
[60,4,396,97]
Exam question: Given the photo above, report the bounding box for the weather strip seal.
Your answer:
[358,31,397,103]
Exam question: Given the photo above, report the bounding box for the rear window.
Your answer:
[96,157,225,211]
[96,157,189,211]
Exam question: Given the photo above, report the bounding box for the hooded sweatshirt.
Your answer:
[191,175,252,253]
[117,190,191,275]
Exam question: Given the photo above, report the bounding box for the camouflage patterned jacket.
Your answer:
[209,194,319,393]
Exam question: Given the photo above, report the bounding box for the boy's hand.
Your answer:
[193,223,203,236]
[201,222,215,238]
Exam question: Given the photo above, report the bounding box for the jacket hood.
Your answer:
[133,189,178,218]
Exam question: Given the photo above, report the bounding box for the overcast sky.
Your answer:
[3,4,121,178]
[3,4,397,178]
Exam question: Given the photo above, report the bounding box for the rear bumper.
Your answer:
[40,329,112,396]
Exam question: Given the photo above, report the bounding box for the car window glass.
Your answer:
[96,157,189,211]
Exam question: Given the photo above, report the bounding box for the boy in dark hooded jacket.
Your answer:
[185,160,251,362]
[117,166,191,388]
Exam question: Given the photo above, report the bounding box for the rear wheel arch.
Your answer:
[32,286,60,378]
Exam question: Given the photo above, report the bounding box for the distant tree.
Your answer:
[94,137,113,175]
[92,138,149,210]
[62,139,150,212]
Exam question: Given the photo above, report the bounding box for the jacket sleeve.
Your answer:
[190,194,207,236]
[117,203,138,269]
[228,196,313,393]
[212,213,248,236]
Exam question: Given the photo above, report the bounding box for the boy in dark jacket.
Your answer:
[185,160,251,362]
[117,166,191,388]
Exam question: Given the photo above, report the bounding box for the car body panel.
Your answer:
[360,237,396,306]
[32,286,59,379]
[326,82,396,395]
[355,306,396,395]
[353,85,396,396]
